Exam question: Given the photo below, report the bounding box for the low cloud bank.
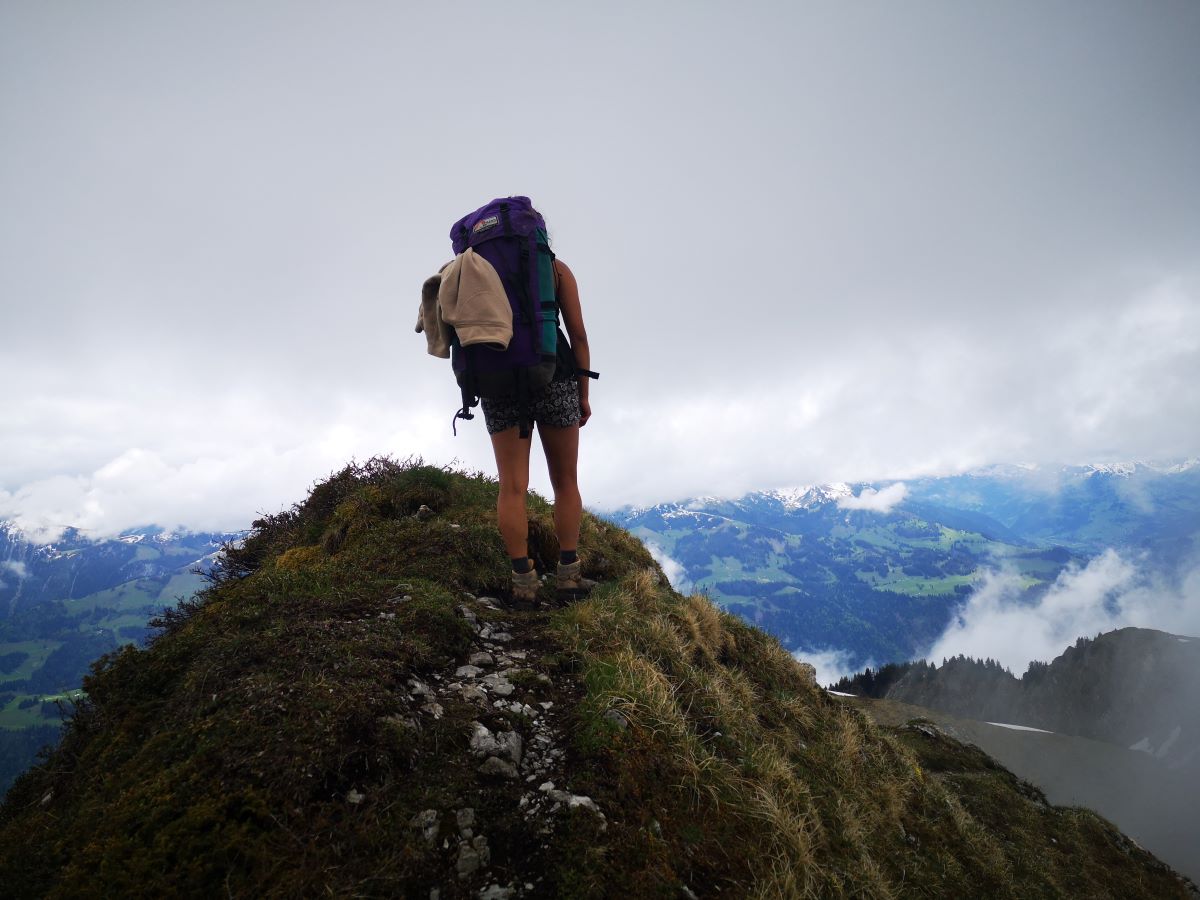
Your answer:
[0,395,483,545]
[928,550,1200,674]
[6,276,1198,538]
[0,560,29,589]
[0,447,334,544]
[793,646,875,688]
[643,542,692,594]
[837,482,908,513]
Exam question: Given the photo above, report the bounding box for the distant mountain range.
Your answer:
[1,524,228,616]
[606,460,1200,666]
[0,524,241,796]
[903,460,1200,565]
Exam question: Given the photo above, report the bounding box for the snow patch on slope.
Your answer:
[986,721,1055,734]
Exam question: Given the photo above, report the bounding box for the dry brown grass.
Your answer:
[554,567,1193,899]
[558,571,897,894]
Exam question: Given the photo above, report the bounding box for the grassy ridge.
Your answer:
[0,459,1192,898]
[554,575,1194,898]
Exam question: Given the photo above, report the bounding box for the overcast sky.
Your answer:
[2,1,1199,540]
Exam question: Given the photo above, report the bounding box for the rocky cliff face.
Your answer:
[0,459,1193,899]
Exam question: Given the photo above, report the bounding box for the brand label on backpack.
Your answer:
[472,215,499,234]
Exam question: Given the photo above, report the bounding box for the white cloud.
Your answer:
[837,483,909,513]
[1,4,1198,537]
[793,646,876,688]
[643,542,692,594]
[3,271,1198,539]
[0,396,485,543]
[927,550,1200,674]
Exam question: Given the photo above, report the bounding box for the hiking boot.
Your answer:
[511,566,540,607]
[556,560,596,602]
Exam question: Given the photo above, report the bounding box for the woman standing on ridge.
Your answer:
[421,198,597,604]
[484,252,595,605]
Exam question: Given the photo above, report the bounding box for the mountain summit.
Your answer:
[0,459,1193,898]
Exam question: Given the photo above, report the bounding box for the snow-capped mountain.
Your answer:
[1070,459,1200,478]
[763,483,855,509]
[619,481,863,524]
[606,459,1200,672]
[1,523,242,617]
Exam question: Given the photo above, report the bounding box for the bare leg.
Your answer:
[490,427,533,559]
[538,422,582,553]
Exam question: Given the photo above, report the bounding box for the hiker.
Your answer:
[417,197,598,605]
[486,252,594,605]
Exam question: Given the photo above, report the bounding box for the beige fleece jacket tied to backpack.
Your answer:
[415,249,512,358]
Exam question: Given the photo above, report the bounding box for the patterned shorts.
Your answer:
[481,378,581,435]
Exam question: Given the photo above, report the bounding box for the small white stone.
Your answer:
[478,756,519,778]
[456,840,484,879]
[421,701,444,719]
[567,794,600,813]
[461,685,488,704]
[409,809,439,844]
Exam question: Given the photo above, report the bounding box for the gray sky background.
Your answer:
[2,1,1199,541]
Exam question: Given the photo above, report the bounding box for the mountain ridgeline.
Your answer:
[0,460,1194,898]
[832,627,1200,767]
[609,462,1200,668]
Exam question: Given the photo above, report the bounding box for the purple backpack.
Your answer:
[448,197,560,436]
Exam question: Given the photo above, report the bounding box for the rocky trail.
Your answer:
[396,588,609,900]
